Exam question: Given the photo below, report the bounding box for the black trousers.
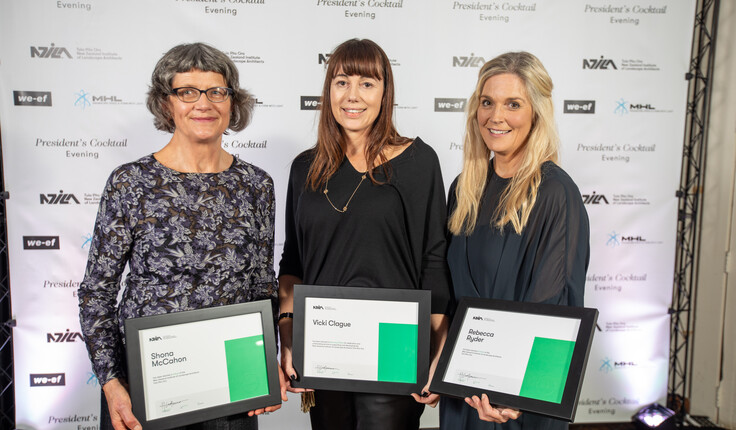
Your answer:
[309,390,425,430]
[100,390,258,430]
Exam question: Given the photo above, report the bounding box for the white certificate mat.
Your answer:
[292,285,431,395]
[430,297,597,421]
[125,300,281,430]
[139,313,266,420]
[303,297,418,383]
[443,307,580,403]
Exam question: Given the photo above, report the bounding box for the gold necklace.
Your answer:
[324,173,367,213]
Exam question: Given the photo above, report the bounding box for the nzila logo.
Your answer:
[582,191,609,205]
[40,190,80,204]
[47,329,84,343]
[453,54,486,67]
[583,56,617,70]
[31,44,72,59]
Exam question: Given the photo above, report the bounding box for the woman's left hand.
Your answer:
[246,361,288,416]
[410,313,448,407]
[411,382,440,407]
[465,393,521,423]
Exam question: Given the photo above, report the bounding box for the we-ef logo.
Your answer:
[149,336,163,342]
[14,91,52,106]
[47,329,84,343]
[472,316,483,321]
[30,373,66,387]
[301,96,321,110]
[564,100,595,114]
[30,44,72,59]
[582,191,609,204]
[23,236,60,250]
[313,305,324,310]
[583,56,617,70]
[453,54,486,67]
[318,53,331,64]
[40,190,80,204]
[435,98,466,112]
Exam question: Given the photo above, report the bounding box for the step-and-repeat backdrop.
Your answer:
[0,1,695,428]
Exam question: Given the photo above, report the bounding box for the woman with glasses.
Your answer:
[78,42,286,430]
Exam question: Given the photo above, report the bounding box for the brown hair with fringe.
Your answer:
[306,38,410,190]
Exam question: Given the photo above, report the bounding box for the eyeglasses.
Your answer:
[171,87,234,103]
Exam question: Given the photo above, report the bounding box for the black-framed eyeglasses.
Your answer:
[171,87,234,103]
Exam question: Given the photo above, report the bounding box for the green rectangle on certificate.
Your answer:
[377,323,418,383]
[224,335,269,402]
[518,337,575,403]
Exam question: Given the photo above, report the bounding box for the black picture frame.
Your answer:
[429,297,598,422]
[124,300,281,430]
[291,285,431,395]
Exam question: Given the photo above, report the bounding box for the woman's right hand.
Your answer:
[102,378,141,430]
[465,393,521,423]
[278,317,312,393]
[277,274,312,393]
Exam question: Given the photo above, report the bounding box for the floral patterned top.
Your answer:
[78,154,278,386]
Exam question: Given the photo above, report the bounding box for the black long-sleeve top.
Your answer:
[279,137,452,314]
[440,160,590,430]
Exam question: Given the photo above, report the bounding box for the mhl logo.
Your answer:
[30,44,72,59]
[92,95,123,103]
[30,373,66,387]
[582,192,609,204]
[318,53,331,64]
[453,54,486,67]
[149,336,163,342]
[621,236,645,242]
[435,98,466,112]
[40,190,80,204]
[313,305,324,310]
[14,91,52,106]
[301,96,321,111]
[583,56,617,70]
[23,236,60,250]
[47,329,84,343]
[564,100,596,114]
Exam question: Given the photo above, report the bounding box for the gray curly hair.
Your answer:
[146,43,254,133]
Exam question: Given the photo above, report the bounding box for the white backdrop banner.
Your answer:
[0,1,695,428]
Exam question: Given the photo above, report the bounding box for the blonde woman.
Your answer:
[441,52,590,430]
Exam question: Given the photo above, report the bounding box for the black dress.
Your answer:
[279,138,453,429]
[440,160,590,430]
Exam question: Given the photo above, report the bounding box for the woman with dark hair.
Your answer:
[440,52,590,430]
[78,42,285,430]
[278,38,453,429]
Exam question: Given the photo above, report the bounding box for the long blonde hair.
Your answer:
[448,52,559,235]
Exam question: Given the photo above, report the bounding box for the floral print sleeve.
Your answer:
[78,155,278,386]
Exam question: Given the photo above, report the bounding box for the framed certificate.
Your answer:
[430,297,598,421]
[291,285,431,395]
[124,300,281,430]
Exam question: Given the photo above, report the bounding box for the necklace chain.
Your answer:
[324,173,367,213]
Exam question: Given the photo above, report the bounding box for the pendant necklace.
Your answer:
[324,173,367,213]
